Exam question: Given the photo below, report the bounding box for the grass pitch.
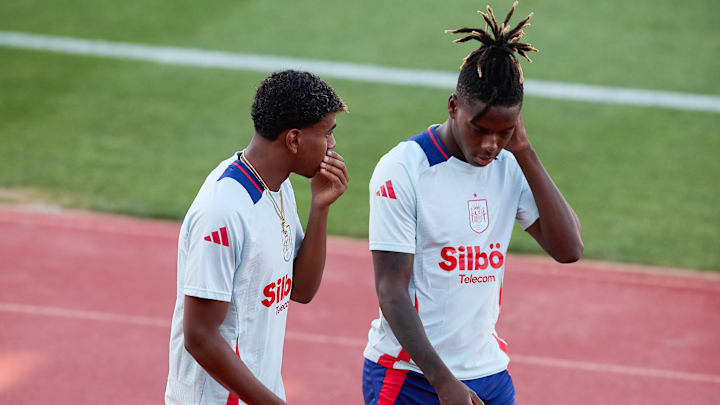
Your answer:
[1,0,718,269]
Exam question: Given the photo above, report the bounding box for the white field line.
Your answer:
[1,31,719,113]
[2,301,719,385]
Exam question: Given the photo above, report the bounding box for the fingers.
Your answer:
[324,151,347,179]
[321,151,349,185]
[470,391,484,405]
[327,150,344,162]
[320,162,348,187]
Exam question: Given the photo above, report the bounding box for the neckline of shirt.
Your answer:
[235,151,290,194]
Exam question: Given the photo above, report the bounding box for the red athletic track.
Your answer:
[1,206,719,404]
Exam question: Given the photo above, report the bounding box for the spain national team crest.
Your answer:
[282,225,293,262]
[468,199,490,234]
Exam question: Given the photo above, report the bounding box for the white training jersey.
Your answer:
[165,152,304,405]
[363,125,539,380]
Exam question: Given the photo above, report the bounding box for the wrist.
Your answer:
[510,144,536,161]
[310,200,331,213]
[426,367,456,388]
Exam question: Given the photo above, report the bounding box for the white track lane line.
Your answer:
[2,301,719,385]
[1,31,719,113]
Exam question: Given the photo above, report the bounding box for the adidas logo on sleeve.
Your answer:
[375,180,397,199]
[203,226,229,246]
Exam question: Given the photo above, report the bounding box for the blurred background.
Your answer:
[1,0,718,270]
[2,1,720,404]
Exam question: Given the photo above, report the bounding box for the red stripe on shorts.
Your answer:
[378,365,409,405]
[376,291,419,404]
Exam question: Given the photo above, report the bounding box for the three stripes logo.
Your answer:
[204,226,229,247]
[375,180,397,200]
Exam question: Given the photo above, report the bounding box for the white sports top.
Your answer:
[364,126,539,380]
[166,152,303,405]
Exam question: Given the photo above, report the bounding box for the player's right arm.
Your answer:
[373,251,483,405]
[370,149,481,405]
[181,202,286,405]
[183,296,287,405]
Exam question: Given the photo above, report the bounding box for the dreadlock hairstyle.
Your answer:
[445,1,539,115]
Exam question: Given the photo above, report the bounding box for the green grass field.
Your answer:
[1,0,719,270]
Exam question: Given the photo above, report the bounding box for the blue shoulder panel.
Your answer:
[406,126,450,167]
[217,160,264,204]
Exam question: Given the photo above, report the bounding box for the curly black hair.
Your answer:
[445,1,539,116]
[251,70,347,140]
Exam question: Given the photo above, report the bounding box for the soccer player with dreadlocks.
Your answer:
[362,2,583,404]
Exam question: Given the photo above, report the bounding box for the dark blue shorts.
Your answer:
[362,358,516,405]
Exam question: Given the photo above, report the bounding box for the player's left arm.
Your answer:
[291,150,348,303]
[505,115,584,263]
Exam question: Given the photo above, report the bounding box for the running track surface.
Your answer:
[1,206,719,404]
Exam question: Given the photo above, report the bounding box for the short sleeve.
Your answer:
[182,205,242,302]
[516,174,540,230]
[368,158,416,254]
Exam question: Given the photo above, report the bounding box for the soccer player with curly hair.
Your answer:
[165,70,348,405]
[362,3,583,404]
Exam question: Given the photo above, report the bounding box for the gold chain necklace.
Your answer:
[239,151,289,236]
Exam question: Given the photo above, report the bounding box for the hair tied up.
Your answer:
[444,1,539,83]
